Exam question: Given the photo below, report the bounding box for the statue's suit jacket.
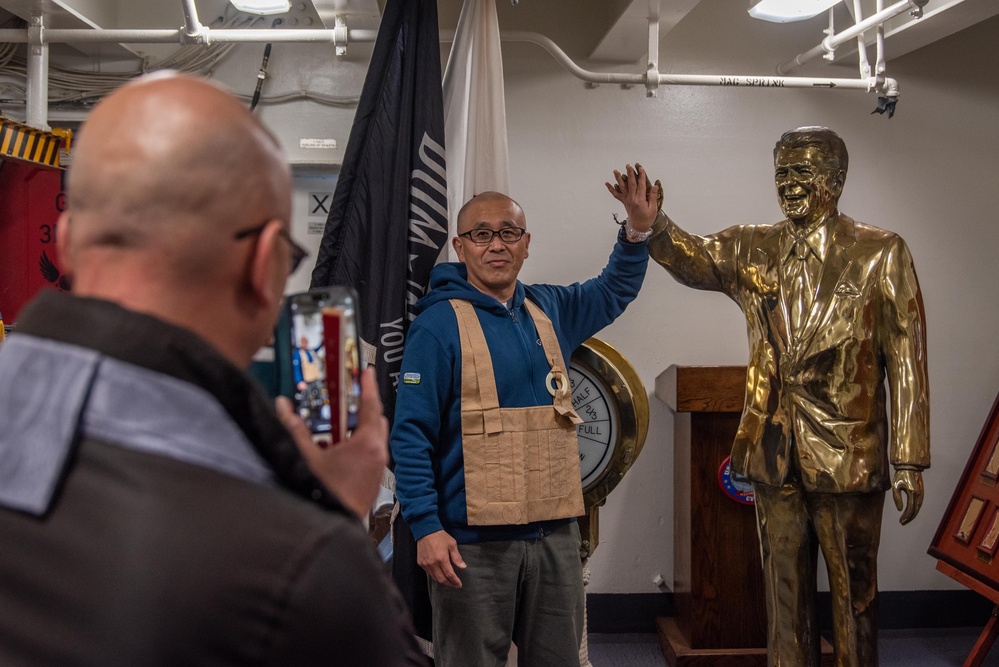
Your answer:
[649,212,930,492]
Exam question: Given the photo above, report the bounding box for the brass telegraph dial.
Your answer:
[570,337,649,510]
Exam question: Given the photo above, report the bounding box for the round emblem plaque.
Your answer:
[717,454,755,505]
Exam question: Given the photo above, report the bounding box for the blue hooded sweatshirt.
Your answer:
[390,232,648,544]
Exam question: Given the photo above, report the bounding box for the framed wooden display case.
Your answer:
[930,387,999,592]
[930,387,999,666]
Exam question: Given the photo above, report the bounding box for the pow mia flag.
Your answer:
[310,0,448,425]
[310,2,446,647]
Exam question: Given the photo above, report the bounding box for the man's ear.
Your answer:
[452,235,465,262]
[55,212,73,276]
[523,231,530,259]
[249,219,283,308]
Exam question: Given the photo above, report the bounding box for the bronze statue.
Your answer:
[615,127,930,666]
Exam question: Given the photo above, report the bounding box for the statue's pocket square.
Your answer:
[834,281,861,298]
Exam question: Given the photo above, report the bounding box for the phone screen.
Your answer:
[284,288,361,442]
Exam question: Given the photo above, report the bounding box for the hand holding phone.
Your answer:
[276,367,388,519]
[278,288,362,445]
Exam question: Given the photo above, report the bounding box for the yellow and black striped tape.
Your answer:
[0,117,65,168]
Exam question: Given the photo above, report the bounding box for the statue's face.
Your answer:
[774,145,844,226]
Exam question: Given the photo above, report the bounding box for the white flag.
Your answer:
[443,0,510,259]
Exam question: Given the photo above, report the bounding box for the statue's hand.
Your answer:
[891,468,924,525]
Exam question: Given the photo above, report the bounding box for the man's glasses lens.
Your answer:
[285,232,308,273]
[463,228,526,245]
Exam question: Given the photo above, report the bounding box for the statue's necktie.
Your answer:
[789,237,814,338]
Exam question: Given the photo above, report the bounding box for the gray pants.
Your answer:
[430,522,584,667]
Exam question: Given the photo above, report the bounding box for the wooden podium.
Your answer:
[656,365,834,665]
[655,365,769,665]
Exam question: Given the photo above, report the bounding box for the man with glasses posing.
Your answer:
[0,72,425,666]
[390,175,657,667]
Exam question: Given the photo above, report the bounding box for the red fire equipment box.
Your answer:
[0,158,67,325]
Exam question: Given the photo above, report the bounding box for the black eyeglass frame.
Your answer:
[234,221,309,273]
[457,227,528,246]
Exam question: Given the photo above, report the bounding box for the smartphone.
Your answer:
[276,287,362,444]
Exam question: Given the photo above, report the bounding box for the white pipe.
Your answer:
[0,27,378,45]
[645,0,660,98]
[852,0,871,79]
[656,73,878,91]
[499,31,658,86]
[25,14,49,130]
[3,19,891,101]
[876,0,886,79]
[824,6,835,61]
[778,0,915,74]
[180,0,205,41]
[499,31,646,85]
[205,28,379,43]
[0,26,378,45]
[827,0,911,51]
[42,29,183,43]
[500,31,880,92]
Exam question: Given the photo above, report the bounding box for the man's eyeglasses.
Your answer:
[458,227,527,246]
[234,221,309,273]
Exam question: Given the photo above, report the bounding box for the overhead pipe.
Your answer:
[3,0,918,131]
[180,0,205,42]
[850,0,872,80]
[0,27,376,45]
[5,22,892,93]
[645,0,660,98]
[25,12,49,130]
[778,0,927,74]
[875,0,887,82]
[497,30,888,93]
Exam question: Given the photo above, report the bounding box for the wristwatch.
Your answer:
[624,222,653,243]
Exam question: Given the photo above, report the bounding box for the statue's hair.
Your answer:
[774,126,849,173]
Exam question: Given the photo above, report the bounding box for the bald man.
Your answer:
[0,73,425,666]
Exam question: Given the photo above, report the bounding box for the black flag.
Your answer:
[309,0,447,647]
[310,0,448,424]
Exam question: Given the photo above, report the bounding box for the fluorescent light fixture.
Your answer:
[749,0,842,22]
[230,0,291,15]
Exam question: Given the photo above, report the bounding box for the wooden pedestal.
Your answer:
[657,617,767,666]
[656,365,767,660]
[655,365,833,666]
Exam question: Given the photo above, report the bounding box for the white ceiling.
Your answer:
[591,0,999,67]
[0,0,996,78]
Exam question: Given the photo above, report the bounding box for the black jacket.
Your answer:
[0,291,426,667]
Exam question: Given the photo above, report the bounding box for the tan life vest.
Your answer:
[297,347,322,384]
[450,298,585,526]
